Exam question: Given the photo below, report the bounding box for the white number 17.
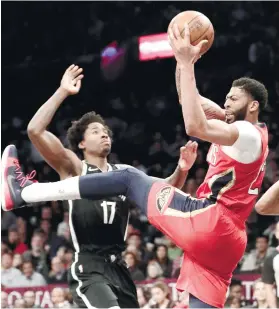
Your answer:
[100,201,116,224]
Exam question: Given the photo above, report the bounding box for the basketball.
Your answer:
[168,11,214,55]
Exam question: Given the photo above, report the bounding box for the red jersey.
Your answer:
[197,122,268,222]
[176,122,268,307]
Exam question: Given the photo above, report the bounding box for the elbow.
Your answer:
[27,124,41,137]
[185,124,204,138]
[255,202,269,215]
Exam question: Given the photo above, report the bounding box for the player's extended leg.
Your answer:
[1,144,157,213]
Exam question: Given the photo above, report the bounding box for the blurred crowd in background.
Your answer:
[1,1,279,308]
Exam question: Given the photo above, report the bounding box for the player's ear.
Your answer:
[78,141,85,150]
[250,100,259,112]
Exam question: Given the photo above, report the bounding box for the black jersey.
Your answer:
[69,161,131,255]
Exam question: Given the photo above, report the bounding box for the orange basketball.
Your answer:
[168,11,214,55]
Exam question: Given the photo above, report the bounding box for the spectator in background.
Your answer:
[228,280,248,307]
[16,217,27,244]
[1,252,21,288]
[57,211,69,237]
[183,178,198,197]
[166,239,182,261]
[51,287,71,308]
[7,227,28,254]
[41,206,52,221]
[149,281,175,308]
[17,261,47,287]
[252,280,269,309]
[12,253,23,270]
[127,231,146,261]
[47,256,67,284]
[23,230,49,278]
[14,299,27,309]
[224,296,241,308]
[154,245,173,278]
[146,261,164,281]
[137,286,150,308]
[39,219,67,259]
[1,291,9,308]
[1,209,17,237]
[1,241,11,255]
[124,251,145,281]
[132,159,147,174]
[23,291,38,308]
[241,235,276,272]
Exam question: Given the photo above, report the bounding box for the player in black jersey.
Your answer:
[10,65,195,308]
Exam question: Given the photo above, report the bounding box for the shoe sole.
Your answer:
[1,145,15,211]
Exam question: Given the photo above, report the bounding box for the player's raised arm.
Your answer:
[27,65,84,178]
[169,24,240,146]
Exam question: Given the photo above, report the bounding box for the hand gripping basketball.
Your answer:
[168,23,208,65]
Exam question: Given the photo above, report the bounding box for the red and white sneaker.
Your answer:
[1,145,36,211]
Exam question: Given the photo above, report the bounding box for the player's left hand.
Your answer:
[178,141,198,171]
[168,23,208,65]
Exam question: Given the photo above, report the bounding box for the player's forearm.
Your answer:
[27,87,69,135]
[198,95,226,121]
[180,65,208,136]
[255,181,279,215]
[165,165,188,189]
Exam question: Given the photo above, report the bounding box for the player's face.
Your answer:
[253,282,266,301]
[224,87,250,123]
[80,122,111,157]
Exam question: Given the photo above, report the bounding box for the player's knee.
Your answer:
[124,167,142,179]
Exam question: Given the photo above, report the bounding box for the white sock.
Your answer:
[21,177,81,203]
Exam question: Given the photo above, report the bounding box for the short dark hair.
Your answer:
[230,279,242,288]
[66,111,112,158]
[256,234,269,242]
[232,77,268,112]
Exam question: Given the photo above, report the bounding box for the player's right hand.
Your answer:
[60,64,84,95]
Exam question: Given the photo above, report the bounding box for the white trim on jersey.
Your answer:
[68,161,98,309]
[221,121,262,164]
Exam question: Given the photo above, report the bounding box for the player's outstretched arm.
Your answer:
[27,65,84,178]
[165,140,198,189]
[169,23,239,146]
[255,180,279,215]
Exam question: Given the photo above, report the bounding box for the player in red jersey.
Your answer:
[1,24,269,308]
